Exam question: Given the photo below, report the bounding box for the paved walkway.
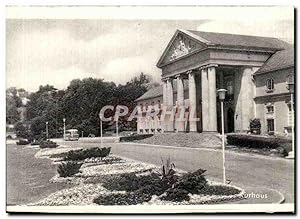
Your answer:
[56,140,294,203]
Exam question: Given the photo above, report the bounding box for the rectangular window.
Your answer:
[267,119,275,132]
[267,105,274,113]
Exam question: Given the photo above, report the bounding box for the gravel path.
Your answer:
[6,143,72,205]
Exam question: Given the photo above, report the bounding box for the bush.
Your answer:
[57,161,83,177]
[199,185,240,196]
[93,192,152,205]
[249,118,261,134]
[175,169,207,194]
[159,158,178,190]
[63,147,111,161]
[16,139,30,145]
[227,134,291,149]
[119,134,153,142]
[39,140,58,149]
[30,141,40,145]
[161,188,190,202]
[103,172,163,195]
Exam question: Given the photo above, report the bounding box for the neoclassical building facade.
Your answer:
[136,29,294,135]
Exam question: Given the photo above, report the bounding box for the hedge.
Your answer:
[119,134,153,142]
[227,134,291,149]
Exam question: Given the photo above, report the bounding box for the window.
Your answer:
[226,80,234,95]
[266,78,274,92]
[266,105,274,113]
[267,119,275,132]
[224,75,234,100]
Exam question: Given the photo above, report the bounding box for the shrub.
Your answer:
[249,118,261,134]
[93,192,152,205]
[161,188,190,202]
[175,169,207,194]
[16,139,30,145]
[30,140,40,145]
[63,147,111,161]
[119,134,153,142]
[159,158,178,190]
[57,161,83,177]
[103,172,163,194]
[199,185,240,196]
[39,140,58,149]
[227,134,291,149]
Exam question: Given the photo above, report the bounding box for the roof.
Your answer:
[157,29,290,68]
[138,30,294,102]
[136,81,189,102]
[186,30,288,50]
[135,86,163,102]
[255,44,294,74]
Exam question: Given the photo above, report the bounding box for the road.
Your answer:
[57,140,295,203]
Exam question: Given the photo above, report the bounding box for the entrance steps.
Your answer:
[134,132,221,148]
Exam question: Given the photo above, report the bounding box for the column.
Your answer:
[188,71,197,132]
[201,68,209,131]
[207,66,218,132]
[238,67,258,132]
[162,80,168,132]
[162,80,168,107]
[166,78,174,132]
[176,74,185,132]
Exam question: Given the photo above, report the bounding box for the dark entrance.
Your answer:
[227,108,235,133]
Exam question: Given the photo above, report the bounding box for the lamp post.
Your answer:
[217,89,227,184]
[287,81,295,159]
[116,115,119,137]
[45,121,49,140]
[99,112,103,147]
[63,118,66,141]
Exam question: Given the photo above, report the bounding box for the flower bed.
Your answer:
[31,145,245,206]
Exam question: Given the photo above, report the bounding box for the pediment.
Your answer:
[157,30,207,67]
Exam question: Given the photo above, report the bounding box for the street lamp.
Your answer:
[287,80,295,159]
[45,121,49,140]
[116,115,119,137]
[63,118,66,141]
[99,112,103,147]
[217,89,227,184]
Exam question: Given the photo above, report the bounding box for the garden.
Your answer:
[24,142,246,206]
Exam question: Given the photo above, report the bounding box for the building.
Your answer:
[135,29,294,135]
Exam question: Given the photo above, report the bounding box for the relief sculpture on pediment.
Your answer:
[159,33,205,66]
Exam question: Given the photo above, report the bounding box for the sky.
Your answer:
[6,6,294,92]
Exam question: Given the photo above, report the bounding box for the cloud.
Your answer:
[6,16,293,92]
[100,54,161,84]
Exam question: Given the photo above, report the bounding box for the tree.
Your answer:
[6,87,22,124]
[15,73,154,138]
